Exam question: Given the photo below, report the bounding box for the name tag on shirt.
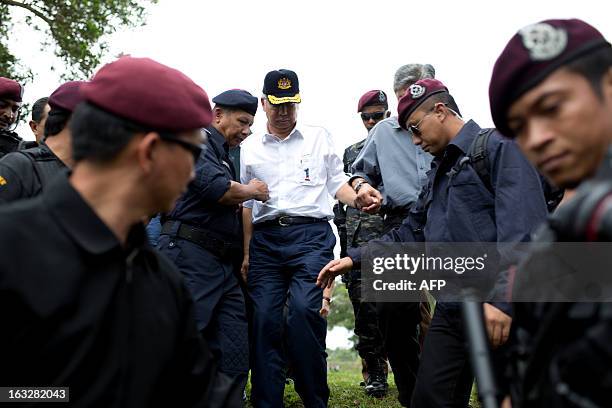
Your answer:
[299,154,315,185]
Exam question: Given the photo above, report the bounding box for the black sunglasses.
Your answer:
[408,111,433,136]
[360,111,386,121]
[158,133,203,162]
[408,103,448,136]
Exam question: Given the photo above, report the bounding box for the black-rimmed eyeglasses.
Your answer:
[158,133,203,162]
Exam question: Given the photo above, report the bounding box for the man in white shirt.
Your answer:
[241,69,381,407]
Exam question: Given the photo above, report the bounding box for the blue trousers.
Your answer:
[248,222,334,408]
[157,234,249,392]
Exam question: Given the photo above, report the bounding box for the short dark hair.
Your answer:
[44,108,70,138]
[31,97,49,123]
[565,46,612,99]
[70,102,145,163]
[419,92,462,117]
[214,104,239,113]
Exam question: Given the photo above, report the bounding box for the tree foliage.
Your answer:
[327,282,355,331]
[0,0,158,83]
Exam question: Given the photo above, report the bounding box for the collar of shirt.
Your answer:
[39,141,65,164]
[370,116,402,132]
[431,120,482,176]
[261,125,304,144]
[0,130,23,142]
[388,116,402,130]
[447,119,482,156]
[206,126,230,155]
[43,170,146,254]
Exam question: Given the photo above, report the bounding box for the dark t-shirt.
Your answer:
[0,173,234,407]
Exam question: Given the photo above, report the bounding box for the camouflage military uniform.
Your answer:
[333,138,386,380]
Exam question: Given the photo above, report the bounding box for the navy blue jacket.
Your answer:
[167,127,241,243]
[349,120,548,314]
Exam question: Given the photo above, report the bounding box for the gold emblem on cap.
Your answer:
[278,77,292,90]
[0,176,6,185]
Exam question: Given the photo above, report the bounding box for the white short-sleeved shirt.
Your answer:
[240,124,348,224]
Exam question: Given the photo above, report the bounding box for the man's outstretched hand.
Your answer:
[316,257,354,288]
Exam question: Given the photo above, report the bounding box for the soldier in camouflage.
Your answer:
[334,90,390,398]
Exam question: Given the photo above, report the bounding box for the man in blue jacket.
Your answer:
[318,78,548,407]
[158,89,269,396]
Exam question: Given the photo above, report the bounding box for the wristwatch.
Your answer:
[323,296,332,303]
[353,179,368,193]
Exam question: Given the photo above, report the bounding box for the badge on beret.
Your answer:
[409,84,426,99]
[378,91,386,102]
[278,77,292,90]
[520,22,568,61]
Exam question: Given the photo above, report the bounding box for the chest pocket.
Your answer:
[446,162,496,241]
[295,154,325,186]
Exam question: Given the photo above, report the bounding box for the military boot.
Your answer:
[364,357,388,398]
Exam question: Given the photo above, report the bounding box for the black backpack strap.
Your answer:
[468,128,495,193]
[17,140,37,150]
[17,148,59,191]
[17,150,46,191]
[468,128,565,212]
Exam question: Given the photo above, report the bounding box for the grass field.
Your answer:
[246,349,481,407]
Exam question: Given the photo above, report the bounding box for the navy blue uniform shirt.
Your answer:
[350,120,548,313]
[168,126,241,243]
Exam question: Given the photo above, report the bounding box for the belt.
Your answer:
[161,221,235,259]
[255,216,327,228]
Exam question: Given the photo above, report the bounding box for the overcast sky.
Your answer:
[11,0,612,154]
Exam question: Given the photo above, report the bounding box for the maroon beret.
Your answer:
[357,90,388,112]
[0,77,23,102]
[81,56,212,132]
[397,78,448,130]
[48,81,85,112]
[490,19,611,138]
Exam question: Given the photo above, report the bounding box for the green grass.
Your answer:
[245,349,481,407]
[246,359,402,407]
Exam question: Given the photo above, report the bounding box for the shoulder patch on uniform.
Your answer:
[0,176,7,185]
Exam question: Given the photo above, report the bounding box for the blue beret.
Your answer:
[212,89,258,116]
